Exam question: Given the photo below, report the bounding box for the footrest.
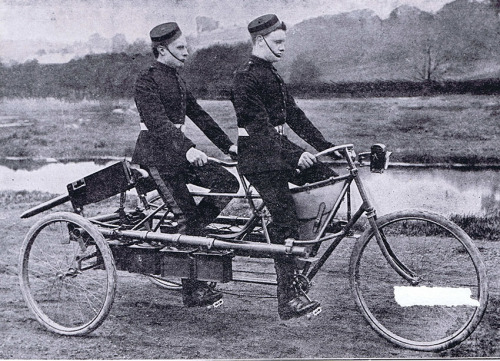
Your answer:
[310,306,322,317]
[207,298,224,309]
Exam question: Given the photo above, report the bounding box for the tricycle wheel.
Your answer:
[19,212,117,336]
[146,191,163,209]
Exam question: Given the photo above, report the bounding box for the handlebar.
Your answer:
[315,143,390,172]
[207,157,238,167]
[314,144,354,158]
[206,145,352,169]
[207,144,356,167]
[207,143,390,173]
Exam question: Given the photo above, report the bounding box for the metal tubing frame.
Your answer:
[98,228,309,258]
[305,205,366,281]
[292,175,353,246]
[346,149,420,284]
[23,144,417,286]
[91,144,409,283]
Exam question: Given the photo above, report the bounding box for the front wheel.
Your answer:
[349,210,488,352]
[19,212,117,335]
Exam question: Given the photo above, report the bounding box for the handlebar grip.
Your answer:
[315,144,354,158]
[207,157,238,167]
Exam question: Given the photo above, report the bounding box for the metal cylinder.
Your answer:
[98,228,309,257]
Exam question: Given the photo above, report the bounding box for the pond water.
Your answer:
[1,161,499,217]
[358,167,500,217]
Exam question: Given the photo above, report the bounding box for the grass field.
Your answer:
[1,189,499,359]
[1,94,499,165]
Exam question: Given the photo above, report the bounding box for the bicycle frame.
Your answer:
[155,143,420,286]
[21,143,417,287]
[298,146,419,285]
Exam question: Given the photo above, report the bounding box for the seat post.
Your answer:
[119,191,127,225]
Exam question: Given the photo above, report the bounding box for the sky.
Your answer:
[1,0,457,44]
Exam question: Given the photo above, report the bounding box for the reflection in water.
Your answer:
[0,162,115,194]
[353,168,500,216]
[0,161,499,216]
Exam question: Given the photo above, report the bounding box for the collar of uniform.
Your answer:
[152,61,178,74]
[249,55,274,69]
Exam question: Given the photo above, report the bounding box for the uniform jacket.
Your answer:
[132,62,234,175]
[231,56,334,175]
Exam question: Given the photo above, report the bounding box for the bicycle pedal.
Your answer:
[307,307,322,318]
[207,298,224,309]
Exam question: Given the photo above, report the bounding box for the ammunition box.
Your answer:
[192,250,233,283]
[161,248,233,282]
[67,161,134,208]
[110,243,162,275]
[160,248,195,279]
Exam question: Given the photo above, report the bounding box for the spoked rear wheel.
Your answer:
[19,212,116,335]
[349,210,488,352]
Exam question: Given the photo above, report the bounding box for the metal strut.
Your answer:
[99,228,309,257]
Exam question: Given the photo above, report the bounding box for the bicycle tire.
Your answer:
[19,212,117,336]
[349,209,488,352]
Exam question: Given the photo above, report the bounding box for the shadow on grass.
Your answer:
[439,296,500,358]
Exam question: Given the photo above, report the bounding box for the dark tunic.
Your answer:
[132,62,233,175]
[231,55,334,175]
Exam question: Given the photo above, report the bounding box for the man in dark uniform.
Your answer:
[133,22,239,307]
[231,14,339,320]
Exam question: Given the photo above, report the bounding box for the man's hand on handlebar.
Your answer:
[298,152,318,170]
[186,147,208,167]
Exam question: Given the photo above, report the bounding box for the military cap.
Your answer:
[150,22,182,43]
[248,14,285,36]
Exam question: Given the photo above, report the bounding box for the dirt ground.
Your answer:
[1,194,499,360]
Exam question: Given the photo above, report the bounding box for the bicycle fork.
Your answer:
[354,171,420,285]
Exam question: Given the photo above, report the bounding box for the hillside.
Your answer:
[278,0,500,81]
[185,0,500,82]
[1,0,499,83]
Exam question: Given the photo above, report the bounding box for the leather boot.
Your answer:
[274,257,320,320]
[181,279,223,307]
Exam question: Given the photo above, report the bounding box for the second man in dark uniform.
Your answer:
[231,14,339,320]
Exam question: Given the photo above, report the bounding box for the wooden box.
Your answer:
[67,161,134,208]
[192,250,233,283]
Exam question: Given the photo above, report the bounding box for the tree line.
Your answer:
[1,42,500,100]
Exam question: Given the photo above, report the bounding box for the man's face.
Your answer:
[160,35,189,68]
[261,29,286,62]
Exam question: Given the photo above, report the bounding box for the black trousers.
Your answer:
[152,163,240,236]
[245,162,337,244]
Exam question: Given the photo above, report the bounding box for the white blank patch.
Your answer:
[394,286,480,307]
